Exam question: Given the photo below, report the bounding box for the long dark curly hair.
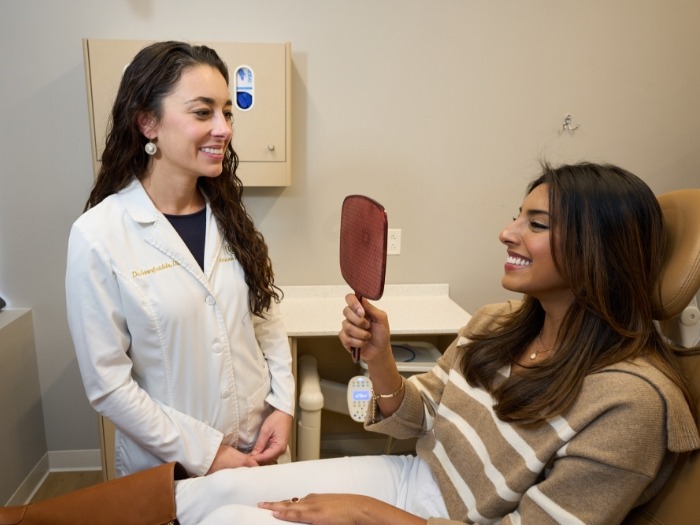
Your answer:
[461,162,695,426]
[85,41,281,316]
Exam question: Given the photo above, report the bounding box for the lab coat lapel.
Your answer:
[119,178,218,294]
[202,207,224,280]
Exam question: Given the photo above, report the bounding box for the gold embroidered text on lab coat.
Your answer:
[132,260,181,278]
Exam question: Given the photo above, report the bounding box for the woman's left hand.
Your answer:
[258,493,427,525]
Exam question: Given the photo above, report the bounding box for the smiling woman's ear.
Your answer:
[136,111,157,139]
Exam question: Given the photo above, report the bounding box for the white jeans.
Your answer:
[175,455,448,525]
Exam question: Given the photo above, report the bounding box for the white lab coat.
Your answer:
[65,178,294,477]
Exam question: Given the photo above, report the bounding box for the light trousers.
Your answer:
[175,454,448,525]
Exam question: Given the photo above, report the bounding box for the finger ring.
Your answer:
[291,497,300,503]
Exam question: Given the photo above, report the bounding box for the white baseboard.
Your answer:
[5,449,102,506]
[48,448,102,472]
[6,454,49,506]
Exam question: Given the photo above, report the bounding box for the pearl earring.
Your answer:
[145,141,157,156]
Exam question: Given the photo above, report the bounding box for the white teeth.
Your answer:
[201,147,223,154]
[507,255,531,266]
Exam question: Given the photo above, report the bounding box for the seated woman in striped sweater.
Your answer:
[177,161,698,525]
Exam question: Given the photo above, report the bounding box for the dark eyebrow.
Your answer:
[519,206,550,217]
[186,96,233,106]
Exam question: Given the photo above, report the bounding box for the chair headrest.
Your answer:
[653,189,700,320]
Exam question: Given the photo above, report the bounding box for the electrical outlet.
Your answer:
[388,229,401,255]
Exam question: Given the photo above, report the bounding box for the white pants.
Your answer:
[175,455,448,525]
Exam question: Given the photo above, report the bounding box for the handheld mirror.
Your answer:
[339,195,388,362]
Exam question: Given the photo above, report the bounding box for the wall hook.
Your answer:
[562,114,580,132]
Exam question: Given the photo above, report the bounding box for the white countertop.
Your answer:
[279,284,470,337]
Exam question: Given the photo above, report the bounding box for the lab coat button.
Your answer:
[221,390,231,399]
[205,295,216,306]
[212,344,222,354]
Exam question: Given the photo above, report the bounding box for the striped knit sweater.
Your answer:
[367,302,699,525]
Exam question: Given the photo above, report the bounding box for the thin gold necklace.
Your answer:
[529,332,553,360]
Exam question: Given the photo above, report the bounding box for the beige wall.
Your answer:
[0,0,698,457]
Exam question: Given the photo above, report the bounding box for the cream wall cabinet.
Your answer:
[82,39,291,186]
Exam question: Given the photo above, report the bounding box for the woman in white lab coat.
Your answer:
[65,41,294,478]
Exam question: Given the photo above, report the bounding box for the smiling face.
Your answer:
[143,64,233,182]
[499,183,574,306]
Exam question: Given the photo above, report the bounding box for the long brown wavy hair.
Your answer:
[461,162,696,426]
[85,41,281,316]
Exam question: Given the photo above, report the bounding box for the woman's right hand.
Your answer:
[339,294,392,364]
[340,294,405,420]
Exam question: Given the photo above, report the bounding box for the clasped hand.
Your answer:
[207,409,292,473]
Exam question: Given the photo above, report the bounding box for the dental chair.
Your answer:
[622,188,700,525]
